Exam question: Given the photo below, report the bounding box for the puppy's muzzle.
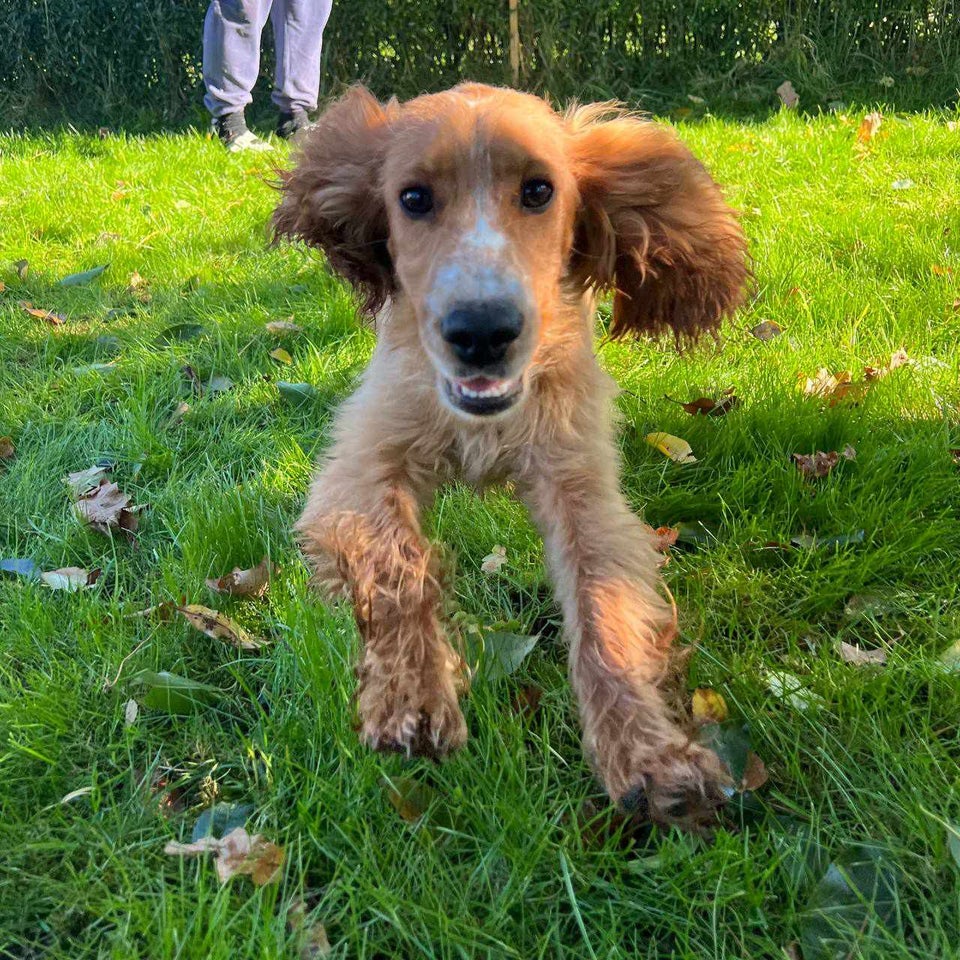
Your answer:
[439,299,525,416]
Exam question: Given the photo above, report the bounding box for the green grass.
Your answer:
[1,111,959,959]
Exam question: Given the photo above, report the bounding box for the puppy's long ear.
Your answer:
[273,86,396,314]
[568,105,749,340]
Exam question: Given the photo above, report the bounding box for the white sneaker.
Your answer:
[212,114,274,153]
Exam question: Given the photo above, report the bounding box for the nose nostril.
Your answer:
[440,300,524,367]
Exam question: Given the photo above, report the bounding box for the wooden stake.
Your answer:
[508,0,520,87]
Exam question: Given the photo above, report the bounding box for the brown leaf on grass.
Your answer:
[931,265,953,277]
[205,557,272,598]
[692,688,729,725]
[750,320,783,341]
[266,319,302,334]
[856,111,883,143]
[836,640,887,666]
[164,826,284,885]
[177,603,267,650]
[0,436,14,461]
[792,446,854,479]
[65,464,110,496]
[669,389,741,417]
[287,899,332,958]
[510,684,543,718]
[777,80,799,109]
[40,566,102,591]
[0,280,5,292]
[75,480,139,535]
[953,299,960,313]
[741,752,769,791]
[19,300,66,325]
[269,348,293,364]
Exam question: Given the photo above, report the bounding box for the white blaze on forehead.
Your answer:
[424,190,519,315]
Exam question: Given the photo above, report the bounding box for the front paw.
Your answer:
[584,690,729,830]
[357,657,467,760]
[617,739,729,830]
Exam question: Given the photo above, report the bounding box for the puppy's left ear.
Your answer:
[568,106,749,340]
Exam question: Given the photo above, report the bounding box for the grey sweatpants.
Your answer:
[202,0,333,118]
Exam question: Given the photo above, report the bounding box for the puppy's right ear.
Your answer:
[273,86,396,314]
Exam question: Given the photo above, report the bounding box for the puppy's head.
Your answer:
[274,84,748,420]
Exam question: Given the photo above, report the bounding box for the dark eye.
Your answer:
[399,186,434,217]
[521,178,554,210]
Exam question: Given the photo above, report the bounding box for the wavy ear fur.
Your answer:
[567,105,749,340]
[273,85,396,314]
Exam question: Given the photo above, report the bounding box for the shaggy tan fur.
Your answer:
[275,83,748,828]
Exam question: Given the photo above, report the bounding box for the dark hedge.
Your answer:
[2,1,958,127]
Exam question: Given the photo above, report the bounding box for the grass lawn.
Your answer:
[1,110,959,958]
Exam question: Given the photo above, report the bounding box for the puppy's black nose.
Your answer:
[440,300,523,367]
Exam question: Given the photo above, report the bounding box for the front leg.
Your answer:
[295,432,467,759]
[521,454,727,828]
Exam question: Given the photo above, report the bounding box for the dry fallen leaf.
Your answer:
[266,319,302,334]
[287,899,332,958]
[856,111,882,143]
[481,545,507,574]
[205,557,272,597]
[692,688,729,725]
[124,699,139,725]
[670,389,740,417]
[40,566,102,591]
[65,464,110,497]
[164,826,284,885]
[799,368,869,405]
[510,683,543,718]
[75,480,139,535]
[750,320,782,341]
[270,348,293,364]
[837,640,887,666]
[931,265,953,277]
[19,300,67,325]
[14,259,28,279]
[741,752,769,791]
[864,348,910,381]
[777,80,799,109]
[792,447,855,480]
[646,432,697,464]
[0,436,14,461]
[127,271,152,302]
[177,603,268,650]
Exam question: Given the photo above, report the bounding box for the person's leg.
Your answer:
[203,0,273,118]
[203,0,276,149]
[271,0,333,133]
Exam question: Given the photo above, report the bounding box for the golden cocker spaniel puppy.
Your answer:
[274,83,748,828]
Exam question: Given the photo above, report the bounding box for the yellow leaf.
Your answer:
[645,432,697,464]
[270,348,293,364]
[692,688,728,725]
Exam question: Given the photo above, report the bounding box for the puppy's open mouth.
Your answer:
[443,375,522,416]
